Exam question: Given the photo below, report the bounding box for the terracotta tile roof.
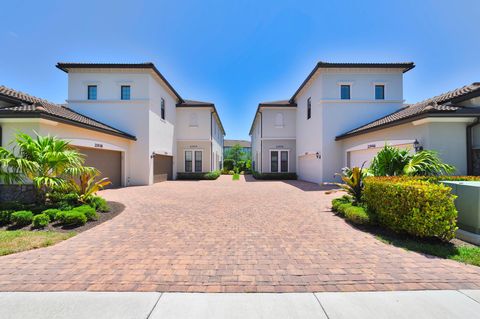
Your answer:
[0,86,136,140]
[336,82,480,140]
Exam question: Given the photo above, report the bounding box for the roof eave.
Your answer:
[335,111,480,141]
[56,62,184,103]
[0,112,137,141]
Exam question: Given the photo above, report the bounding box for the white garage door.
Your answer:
[348,143,413,169]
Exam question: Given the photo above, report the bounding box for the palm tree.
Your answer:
[369,144,455,176]
[2,132,85,202]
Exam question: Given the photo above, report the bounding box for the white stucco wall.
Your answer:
[66,69,178,185]
[261,108,296,138]
[211,113,224,171]
[295,68,406,183]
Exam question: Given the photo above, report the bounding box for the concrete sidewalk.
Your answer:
[1,290,480,318]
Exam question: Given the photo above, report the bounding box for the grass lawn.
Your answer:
[376,233,480,267]
[232,174,240,180]
[0,230,75,256]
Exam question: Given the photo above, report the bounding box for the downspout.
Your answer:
[211,111,213,172]
[260,111,263,173]
[467,117,480,175]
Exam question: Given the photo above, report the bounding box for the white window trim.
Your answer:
[269,149,290,173]
[373,82,387,100]
[337,82,353,100]
[184,149,204,173]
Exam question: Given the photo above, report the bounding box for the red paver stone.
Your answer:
[0,175,480,292]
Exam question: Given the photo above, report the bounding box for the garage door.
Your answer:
[153,154,173,182]
[348,148,380,168]
[77,147,122,188]
[348,143,413,168]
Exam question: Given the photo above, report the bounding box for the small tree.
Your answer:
[226,144,246,164]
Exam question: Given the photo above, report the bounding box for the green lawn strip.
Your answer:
[232,174,240,180]
[376,233,480,267]
[0,230,75,256]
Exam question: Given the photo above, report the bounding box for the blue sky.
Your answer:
[1,0,479,140]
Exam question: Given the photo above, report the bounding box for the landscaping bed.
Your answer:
[176,171,221,180]
[331,193,480,267]
[252,172,297,180]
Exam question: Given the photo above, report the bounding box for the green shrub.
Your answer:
[42,208,61,221]
[55,211,67,223]
[32,213,50,228]
[223,159,234,171]
[86,196,110,212]
[344,206,370,225]
[252,172,297,180]
[331,196,351,211]
[57,201,74,211]
[177,171,220,180]
[363,177,457,241]
[61,211,87,226]
[49,192,79,205]
[232,173,240,180]
[73,205,98,221]
[11,211,34,227]
[0,210,13,225]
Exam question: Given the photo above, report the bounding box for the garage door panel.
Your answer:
[77,147,122,188]
[154,155,173,182]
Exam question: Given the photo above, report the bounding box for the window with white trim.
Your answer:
[185,150,203,173]
[340,85,351,100]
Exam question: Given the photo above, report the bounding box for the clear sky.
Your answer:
[1,0,479,140]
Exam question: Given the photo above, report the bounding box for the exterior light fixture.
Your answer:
[316,152,321,159]
[413,139,423,153]
[150,152,156,159]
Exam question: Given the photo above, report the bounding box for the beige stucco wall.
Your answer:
[261,139,296,173]
[0,119,132,186]
[176,140,212,173]
[339,120,471,176]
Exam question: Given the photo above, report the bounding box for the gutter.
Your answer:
[467,117,480,175]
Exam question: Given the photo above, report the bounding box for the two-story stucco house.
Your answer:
[251,61,480,183]
[0,62,224,187]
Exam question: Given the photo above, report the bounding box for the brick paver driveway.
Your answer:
[1,175,480,292]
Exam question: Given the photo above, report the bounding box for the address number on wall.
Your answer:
[94,143,104,148]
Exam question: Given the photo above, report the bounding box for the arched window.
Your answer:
[189,112,198,127]
[275,112,284,128]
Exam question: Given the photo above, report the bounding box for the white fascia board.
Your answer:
[412,117,477,125]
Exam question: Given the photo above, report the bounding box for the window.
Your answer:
[280,151,288,172]
[375,85,385,100]
[307,97,311,119]
[121,85,131,100]
[161,98,165,120]
[195,151,202,172]
[340,85,351,100]
[270,150,289,173]
[275,112,284,128]
[87,85,97,100]
[189,113,198,127]
[185,151,193,172]
[271,151,279,173]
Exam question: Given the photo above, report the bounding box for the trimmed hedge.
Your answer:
[363,177,457,241]
[61,211,87,226]
[0,210,13,225]
[252,172,297,180]
[11,211,33,227]
[176,171,221,180]
[73,205,98,221]
[32,213,50,228]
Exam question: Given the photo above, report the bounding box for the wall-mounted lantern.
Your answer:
[150,152,156,159]
[316,152,321,159]
[413,139,424,153]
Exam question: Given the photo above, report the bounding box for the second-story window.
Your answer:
[87,85,97,100]
[341,85,351,100]
[161,98,165,120]
[307,97,311,119]
[375,85,385,100]
[121,85,131,100]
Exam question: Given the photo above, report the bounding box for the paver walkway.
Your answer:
[0,175,480,292]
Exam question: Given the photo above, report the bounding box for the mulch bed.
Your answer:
[1,201,125,234]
